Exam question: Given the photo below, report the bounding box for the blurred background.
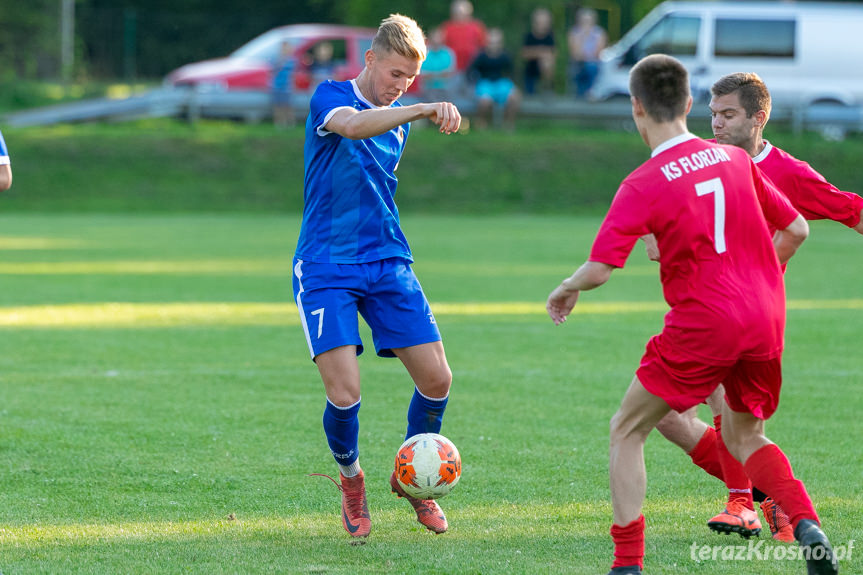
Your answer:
[1,0,863,214]
[1,0,647,89]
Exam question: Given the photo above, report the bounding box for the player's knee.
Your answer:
[609,409,648,445]
[326,389,361,407]
[415,365,452,399]
[654,412,679,438]
[655,409,691,440]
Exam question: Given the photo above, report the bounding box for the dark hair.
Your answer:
[628,54,689,122]
[711,72,771,118]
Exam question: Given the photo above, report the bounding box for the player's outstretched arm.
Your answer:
[773,214,808,265]
[325,102,460,140]
[0,165,11,191]
[854,209,863,235]
[547,261,614,325]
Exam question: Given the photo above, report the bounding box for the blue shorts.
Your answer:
[476,79,515,106]
[292,257,441,360]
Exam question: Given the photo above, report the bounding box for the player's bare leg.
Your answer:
[314,345,371,539]
[721,403,838,574]
[390,341,452,533]
[394,341,452,401]
[317,345,361,407]
[607,376,672,574]
[701,386,761,538]
[656,405,708,452]
[709,386,793,541]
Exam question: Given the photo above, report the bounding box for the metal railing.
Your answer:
[5,88,863,140]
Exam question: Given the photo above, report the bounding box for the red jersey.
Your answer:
[754,141,863,229]
[590,134,800,364]
[441,19,487,70]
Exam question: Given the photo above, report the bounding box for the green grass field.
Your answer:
[4,120,863,216]
[0,213,859,574]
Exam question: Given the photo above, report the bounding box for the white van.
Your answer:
[590,1,863,109]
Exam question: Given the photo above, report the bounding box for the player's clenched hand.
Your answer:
[423,102,461,134]
[546,285,580,326]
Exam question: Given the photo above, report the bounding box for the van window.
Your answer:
[632,15,700,60]
[714,19,795,58]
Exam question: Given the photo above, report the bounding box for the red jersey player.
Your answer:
[652,72,863,544]
[546,55,838,575]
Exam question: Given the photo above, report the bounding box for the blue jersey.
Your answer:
[295,79,412,264]
[0,130,9,165]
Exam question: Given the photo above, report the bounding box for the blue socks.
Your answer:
[323,388,448,475]
[405,387,449,439]
[323,399,360,475]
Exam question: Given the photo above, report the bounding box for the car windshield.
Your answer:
[231,29,299,63]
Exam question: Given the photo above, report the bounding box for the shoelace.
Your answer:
[308,473,342,492]
[309,473,367,517]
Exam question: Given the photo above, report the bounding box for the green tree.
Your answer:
[0,0,61,79]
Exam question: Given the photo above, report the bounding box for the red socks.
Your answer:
[611,514,645,569]
[714,414,754,509]
[744,443,818,529]
[687,426,725,481]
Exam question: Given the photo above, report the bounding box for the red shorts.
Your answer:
[637,336,782,420]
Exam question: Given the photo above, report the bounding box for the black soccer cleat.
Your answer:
[794,519,839,575]
[607,566,642,575]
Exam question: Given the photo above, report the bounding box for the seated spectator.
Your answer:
[468,28,520,130]
[421,28,456,100]
[521,7,556,96]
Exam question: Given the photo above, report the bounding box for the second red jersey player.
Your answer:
[546,55,838,575]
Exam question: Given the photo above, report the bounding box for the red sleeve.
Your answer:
[752,161,800,232]
[589,182,650,268]
[776,160,863,228]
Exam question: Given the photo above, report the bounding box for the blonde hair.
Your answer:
[372,14,427,62]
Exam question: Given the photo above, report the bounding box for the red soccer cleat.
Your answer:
[310,471,371,539]
[390,470,448,533]
[339,471,371,538]
[707,500,762,539]
[760,497,794,543]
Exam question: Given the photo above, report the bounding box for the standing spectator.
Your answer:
[271,40,296,128]
[441,0,487,94]
[521,7,556,96]
[0,128,11,191]
[421,28,456,100]
[568,7,607,98]
[309,41,335,88]
[469,28,520,130]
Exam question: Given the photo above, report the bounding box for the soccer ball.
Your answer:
[394,433,461,499]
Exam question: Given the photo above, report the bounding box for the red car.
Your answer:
[165,24,376,93]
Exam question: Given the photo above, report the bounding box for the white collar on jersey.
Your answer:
[350,79,386,109]
[651,132,698,158]
[752,140,774,164]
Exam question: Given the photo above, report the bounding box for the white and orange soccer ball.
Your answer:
[394,433,462,499]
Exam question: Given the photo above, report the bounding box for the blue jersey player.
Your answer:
[0,128,11,191]
[293,14,461,540]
